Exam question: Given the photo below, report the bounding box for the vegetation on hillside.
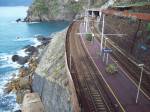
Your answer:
[33,0,48,14]
[66,0,84,13]
[112,1,150,7]
[48,0,60,17]
[33,0,60,17]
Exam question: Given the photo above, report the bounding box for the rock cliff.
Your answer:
[25,0,150,21]
[32,29,78,112]
[25,0,110,22]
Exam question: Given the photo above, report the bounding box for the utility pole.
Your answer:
[103,38,108,62]
[100,14,105,55]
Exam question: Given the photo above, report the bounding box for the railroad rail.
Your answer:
[66,21,119,112]
[92,22,150,98]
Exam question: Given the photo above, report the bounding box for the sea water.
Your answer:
[0,6,69,111]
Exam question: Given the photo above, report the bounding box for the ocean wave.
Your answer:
[0,93,20,111]
[0,53,12,62]
[0,53,21,69]
[0,71,18,93]
[0,63,21,69]
[13,37,31,42]
[27,22,40,24]
[32,38,41,47]
[16,49,27,57]
[0,71,20,111]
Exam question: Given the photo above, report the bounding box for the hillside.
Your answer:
[25,0,109,22]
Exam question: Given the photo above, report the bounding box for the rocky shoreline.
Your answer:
[4,35,52,111]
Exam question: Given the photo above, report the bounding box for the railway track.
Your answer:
[93,22,150,98]
[66,22,118,112]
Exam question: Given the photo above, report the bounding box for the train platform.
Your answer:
[79,22,150,112]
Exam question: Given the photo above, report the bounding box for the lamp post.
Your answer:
[136,64,144,103]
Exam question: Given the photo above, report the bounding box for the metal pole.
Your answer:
[86,0,90,32]
[103,38,107,62]
[136,65,144,103]
[84,16,86,27]
[92,11,94,18]
[85,11,88,33]
[103,53,106,62]
[100,14,105,55]
[92,33,94,44]
[106,53,109,65]
[99,11,102,22]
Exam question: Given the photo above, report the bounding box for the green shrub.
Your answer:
[86,33,93,41]
[106,64,117,74]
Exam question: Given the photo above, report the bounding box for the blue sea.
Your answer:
[0,6,69,111]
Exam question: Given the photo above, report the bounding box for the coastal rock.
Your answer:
[22,93,44,112]
[16,89,31,104]
[36,35,52,45]
[19,77,30,90]
[4,83,13,94]
[14,110,21,112]
[4,78,20,94]
[19,67,28,77]
[12,55,29,65]
[12,55,19,62]
[25,45,38,55]
[16,18,21,22]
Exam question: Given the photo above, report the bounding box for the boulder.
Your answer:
[4,82,13,94]
[35,35,51,45]
[25,45,38,55]
[12,55,29,65]
[19,77,30,90]
[22,93,44,112]
[12,55,19,62]
[14,110,21,112]
[16,18,21,23]
[16,89,31,104]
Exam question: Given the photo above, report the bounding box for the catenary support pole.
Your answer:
[100,14,105,55]
[103,38,108,62]
[106,53,109,65]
